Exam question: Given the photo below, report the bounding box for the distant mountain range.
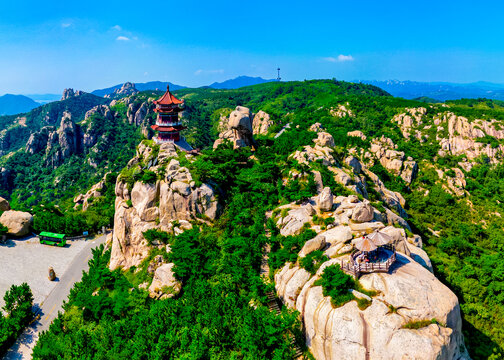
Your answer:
[208,76,276,89]
[0,94,40,115]
[358,80,504,101]
[7,77,504,117]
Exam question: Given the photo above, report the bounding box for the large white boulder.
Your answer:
[0,210,33,236]
[298,235,326,258]
[319,225,352,246]
[317,187,333,212]
[252,110,273,135]
[351,202,374,223]
[314,132,335,147]
[148,263,181,299]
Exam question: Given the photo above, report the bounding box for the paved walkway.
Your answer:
[2,235,107,360]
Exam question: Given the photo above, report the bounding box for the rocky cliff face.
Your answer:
[275,256,466,360]
[109,141,221,270]
[26,111,82,167]
[437,112,504,164]
[24,94,154,169]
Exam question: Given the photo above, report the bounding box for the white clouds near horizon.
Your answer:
[323,55,354,62]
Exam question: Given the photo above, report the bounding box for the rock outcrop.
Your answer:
[0,210,33,236]
[110,141,221,270]
[0,196,10,212]
[74,174,110,211]
[347,130,367,141]
[314,132,335,147]
[317,187,333,212]
[148,263,181,299]
[436,112,504,163]
[392,107,427,140]
[291,144,336,166]
[274,254,467,360]
[26,126,56,154]
[330,103,354,118]
[61,88,84,101]
[213,106,256,149]
[252,110,273,135]
[46,112,82,167]
[370,136,418,184]
[105,82,139,99]
[26,112,82,167]
[351,201,374,222]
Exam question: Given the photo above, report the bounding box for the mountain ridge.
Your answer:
[208,75,276,89]
[0,94,40,115]
[359,79,504,101]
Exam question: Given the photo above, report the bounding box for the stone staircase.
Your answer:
[266,291,304,359]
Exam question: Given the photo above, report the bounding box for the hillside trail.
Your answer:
[262,221,304,359]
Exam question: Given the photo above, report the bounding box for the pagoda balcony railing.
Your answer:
[153,136,185,144]
[156,121,181,126]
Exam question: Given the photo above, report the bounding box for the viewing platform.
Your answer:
[339,233,397,278]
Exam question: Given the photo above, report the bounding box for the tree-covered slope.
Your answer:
[3,80,504,358]
[0,93,107,155]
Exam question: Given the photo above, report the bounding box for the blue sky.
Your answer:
[0,0,503,94]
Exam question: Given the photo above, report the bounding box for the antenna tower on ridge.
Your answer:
[276,68,281,81]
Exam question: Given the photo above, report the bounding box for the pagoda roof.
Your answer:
[154,85,183,106]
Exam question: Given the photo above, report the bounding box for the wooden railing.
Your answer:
[340,250,396,278]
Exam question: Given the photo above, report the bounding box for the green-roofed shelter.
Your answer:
[39,232,67,246]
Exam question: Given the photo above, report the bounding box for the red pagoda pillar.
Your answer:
[151,85,187,144]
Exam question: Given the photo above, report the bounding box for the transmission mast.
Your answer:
[276,68,281,81]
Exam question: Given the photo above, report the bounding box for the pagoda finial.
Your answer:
[166,84,170,91]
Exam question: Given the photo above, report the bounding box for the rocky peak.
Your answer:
[110,141,221,270]
[213,106,257,149]
[25,126,56,154]
[106,82,139,98]
[369,136,418,184]
[271,187,466,358]
[61,88,84,101]
[25,111,82,168]
[252,110,273,135]
[392,107,427,140]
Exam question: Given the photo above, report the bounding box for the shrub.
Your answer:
[0,224,8,236]
[402,318,440,329]
[299,250,328,275]
[143,229,173,245]
[314,264,356,307]
[141,170,157,184]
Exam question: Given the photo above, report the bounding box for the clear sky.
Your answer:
[0,0,503,94]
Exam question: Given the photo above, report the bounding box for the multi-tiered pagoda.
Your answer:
[151,85,187,144]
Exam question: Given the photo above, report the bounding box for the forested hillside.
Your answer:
[2,80,504,358]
